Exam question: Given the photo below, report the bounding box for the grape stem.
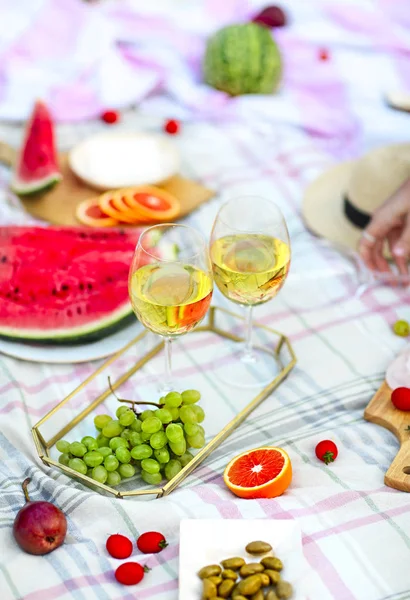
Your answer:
[22,478,31,503]
[107,377,162,411]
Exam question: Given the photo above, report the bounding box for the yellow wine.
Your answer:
[211,234,290,305]
[130,263,213,336]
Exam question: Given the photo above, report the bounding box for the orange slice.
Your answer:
[76,197,119,227]
[223,446,292,499]
[121,186,181,222]
[111,190,151,224]
[98,191,141,224]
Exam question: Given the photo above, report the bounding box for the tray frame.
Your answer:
[32,306,297,498]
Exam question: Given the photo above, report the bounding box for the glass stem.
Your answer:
[243,305,255,362]
[164,336,173,389]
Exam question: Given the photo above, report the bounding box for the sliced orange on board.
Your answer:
[98,191,141,224]
[121,186,181,222]
[223,446,292,499]
[76,197,119,227]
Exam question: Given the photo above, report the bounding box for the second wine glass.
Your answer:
[210,196,291,388]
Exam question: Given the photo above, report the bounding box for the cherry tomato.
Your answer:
[315,440,338,465]
[391,387,410,411]
[164,119,180,135]
[115,562,150,585]
[101,110,119,124]
[137,531,168,554]
[106,534,133,559]
[318,48,330,61]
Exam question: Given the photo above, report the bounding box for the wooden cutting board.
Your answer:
[364,382,410,492]
[0,141,215,226]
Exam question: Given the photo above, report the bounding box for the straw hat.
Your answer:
[302,143,410,251]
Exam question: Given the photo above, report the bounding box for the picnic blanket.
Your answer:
[1,1,410,599]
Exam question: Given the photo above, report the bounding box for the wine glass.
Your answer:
[129,223,213,392]
[210,196,291,388]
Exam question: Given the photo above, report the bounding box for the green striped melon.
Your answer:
[203,23,282,96]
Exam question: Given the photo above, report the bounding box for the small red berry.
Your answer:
[164,119,180,135]
[101,110,119,124]
[253,6,287,28]
[106,534,133,559]
[318,48,330,61]
[391,387,410,411]
[115,562,150,586]
[315,440,338,465]
[137,531,168,554]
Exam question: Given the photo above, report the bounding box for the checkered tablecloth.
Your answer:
[1,1,410,599]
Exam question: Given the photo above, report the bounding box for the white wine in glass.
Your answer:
[210,196,290,387]
[129,224,213,392]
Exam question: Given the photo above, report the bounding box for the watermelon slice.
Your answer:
[0,226,151,344]
[10,100,61,195]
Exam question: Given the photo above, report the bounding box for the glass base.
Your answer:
[212,343,281,389]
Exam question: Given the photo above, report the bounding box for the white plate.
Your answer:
[0,321,142,364]
[179,519,313,600]
[68,132,181,190]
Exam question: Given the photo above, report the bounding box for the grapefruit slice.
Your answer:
[121,186,181,222]
[98,191,141,224]
[76,197,119,227]
[223,446,292,499]
[110,190,151,224]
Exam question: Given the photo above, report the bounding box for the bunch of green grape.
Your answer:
[56,389,205,487]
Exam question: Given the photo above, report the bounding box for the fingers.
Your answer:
[392,215,410,268]
[387,229,408,276]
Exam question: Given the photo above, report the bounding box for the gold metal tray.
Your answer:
[32,307,296,499]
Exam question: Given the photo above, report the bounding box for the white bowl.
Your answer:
[68,132,181,191]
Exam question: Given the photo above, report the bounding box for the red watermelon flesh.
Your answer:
[10,100,61,195]
[0,226,149,344]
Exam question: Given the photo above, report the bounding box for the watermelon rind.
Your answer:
[10,173,62,196]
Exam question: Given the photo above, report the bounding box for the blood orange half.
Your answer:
[76,197,119,227]
[121,186,181,221]
[223,446,292,499]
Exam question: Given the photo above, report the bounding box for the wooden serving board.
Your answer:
[0,141,215,226]
[364,381,410,492]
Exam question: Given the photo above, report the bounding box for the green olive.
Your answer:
[208,576,223,586]
[218,579,235,598]
[261,557,283,572]
[266,592,280,600]
[236,574,262,596]
[265,569,281,585]
[245,540,273,555]
[198,565,222,579]
[393,319,410,337]
[276,581,293,599]
[221,569,238,581]
[221,557,246,570]
[202,578,217,599]
[239,563,265,577]
[250,591,264,600]
[259,573,270,587]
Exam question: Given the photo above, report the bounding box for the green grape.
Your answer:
[179,405,197,424]
[158,396,165,405]
[150,431,167,449]
[109,437,128,451]
[69,458,87,475]
[164,391,182,408]
[181,389,201,404]
[94,414,112,430]
[98,446,113,458]
[174,423,184,430]
[58,453,70,466]
[83,451,104,467]
[187,434,205,449]
[104,455,119,472]
[130,419,142,432]
[107,471,122,486]
[141,409,155,421]
[116,405,129,418]
[102,420,123,438]
[166,424,184,443]
[56,440,70,453]
[81,436,98,451]
[91,465,108,484]
[69,442,87,457]
[130,444,153,460]
[141,458,160,474]
[116,447,131,464]
[141,431,152,442]
[119,464,136,478]
[129,432,143,447]
[141,470,162,485]
[169,438,186,456]
[87,468,93,477]
[197,425,205,436]
[154,447,170,464]
[180,451,194,467]
[141,417,162,434]
[96,434,110,447]
[165,459,182,481]
[184,423,200,437]
[154,408,173,424]
[191,405,205,423]
[121,429,132,441]
[169,407,180,421]
[119,410,136,427]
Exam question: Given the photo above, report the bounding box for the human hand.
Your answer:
[358,177,410,275]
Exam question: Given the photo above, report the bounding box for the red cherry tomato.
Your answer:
[115,562,150,586]
[137,531,168,554]
[315,440,338,465]
[101,110,119,124]
[318,48,330,61]
[164,119,180,135]
[106,534,133,559]
[391,387,410,411]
